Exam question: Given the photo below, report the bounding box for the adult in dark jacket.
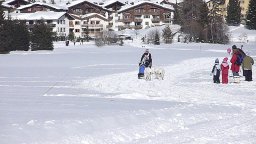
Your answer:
[242,54,254,81]
[140,49,152,68]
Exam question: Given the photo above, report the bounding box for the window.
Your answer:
[75,29,80,32]
[29,21,33,24]
[62,20,65,24]
[124,15,130,19]
[60,28,62,32]
[135,8,143,13]
[151,8,157,12]
[28,8,31,12]
[91,21,95,24]
[135,15,141,19]
[75,21,80,25]
[47,20,52,24]
[145,22,149,25]
[124,22,130,25]
[96,21,100,24]
[63,28,65,32]
[153,15,160,19]
[144,15,150,18]
[164,13,171,19]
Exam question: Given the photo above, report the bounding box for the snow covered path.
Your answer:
[1,42,256,144]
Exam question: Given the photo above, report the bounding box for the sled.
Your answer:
[233,76,240,83]
[138,64,145,79]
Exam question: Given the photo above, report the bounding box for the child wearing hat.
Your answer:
[221,57,229,84]
[211,58,221,83]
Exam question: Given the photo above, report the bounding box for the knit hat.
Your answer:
[215,58,219,64]
[223,57,228,63]
[145,49,149,53]
[232,45,237,49]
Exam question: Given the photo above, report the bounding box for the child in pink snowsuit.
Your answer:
[221,57,229,84]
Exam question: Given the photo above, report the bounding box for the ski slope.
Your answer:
[1,34,256,143]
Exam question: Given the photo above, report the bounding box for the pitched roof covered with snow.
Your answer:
[3,0,30,5]
[65,0,110,12]
[103,0,125,7]
[9,11,68,20]
[118,1,174,13]
[17,2,66,10]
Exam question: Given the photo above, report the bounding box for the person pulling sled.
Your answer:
[138,49,152,79]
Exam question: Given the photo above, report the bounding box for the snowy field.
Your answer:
[1,36,256,143]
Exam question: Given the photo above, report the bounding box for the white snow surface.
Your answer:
[1,28,256,144]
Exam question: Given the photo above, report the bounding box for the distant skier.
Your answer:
[211,58,221,84]
[139,49,152,68]
[221,57,229,84]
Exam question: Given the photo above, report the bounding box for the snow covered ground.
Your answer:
[1,36,256,144]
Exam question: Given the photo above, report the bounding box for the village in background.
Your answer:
[0,0,256,52]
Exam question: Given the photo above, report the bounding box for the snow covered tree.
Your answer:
[31,21,53,51]
[246,0,256,29]
[226,0,241,26]
[162,25,173,43]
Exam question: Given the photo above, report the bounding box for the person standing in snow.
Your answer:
[230,45,241,77]
[242,53,254,81]
[139,49,152,68]
[221,57,229,84]
[211,58,221,84]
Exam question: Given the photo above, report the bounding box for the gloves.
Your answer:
[139,62,141,66]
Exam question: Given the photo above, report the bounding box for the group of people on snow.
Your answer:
[211,45,254,84]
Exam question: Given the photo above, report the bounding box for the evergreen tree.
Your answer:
[246,0,256,29]
[173,4,182,25]
[0,2,4,26]
[226,0,241,25]
[154,30,160,45]
[162,25,173,43]
[68,31,75,42]
[199,2,209,27]
[0,20,14,52]
[31,21,53,51]
[12,21,30,51]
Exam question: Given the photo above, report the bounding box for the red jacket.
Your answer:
[230,52,240,72]
[221,63,229,75]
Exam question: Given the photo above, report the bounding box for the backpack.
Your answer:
[235,53,243,66]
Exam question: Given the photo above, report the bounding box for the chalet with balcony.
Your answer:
[16,2,66,13]
[9,11,74,37]
[69,13,109,38]
[117,1,174,30]
[66,0,111,17]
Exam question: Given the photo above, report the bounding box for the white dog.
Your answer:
[153,67,165,80]
[144,67,153,81]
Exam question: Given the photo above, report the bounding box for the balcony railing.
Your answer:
[81,24,103,28]
[119,19,133,22]
[134,18,142,22]
[151,18,160,23]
